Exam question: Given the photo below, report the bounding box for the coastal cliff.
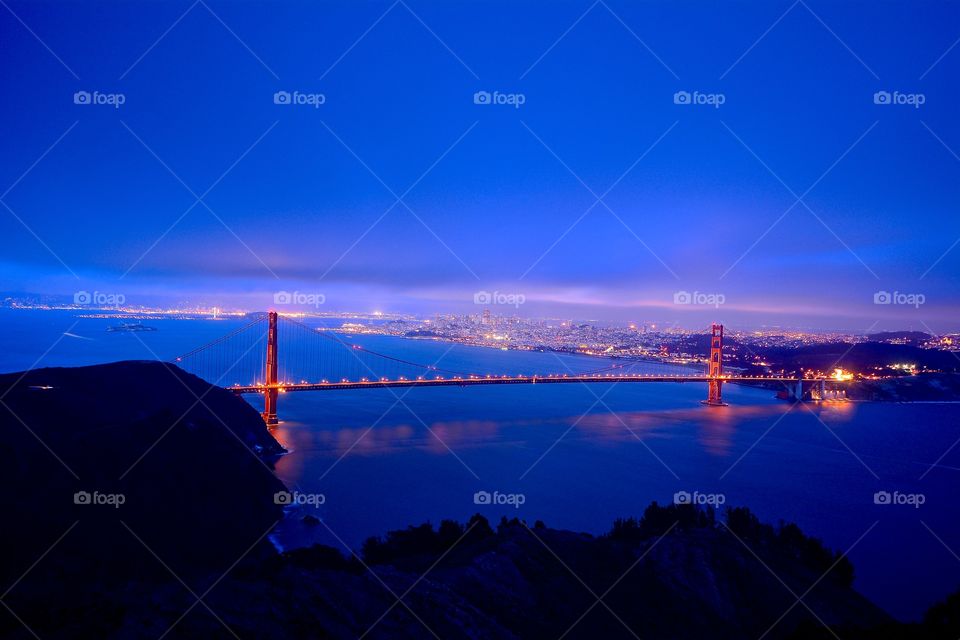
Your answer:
[0,361,287,579]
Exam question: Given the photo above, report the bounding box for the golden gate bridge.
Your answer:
[175,312,843,426]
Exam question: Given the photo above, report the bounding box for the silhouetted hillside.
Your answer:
[866,331,933,346]
[0,361,287,583]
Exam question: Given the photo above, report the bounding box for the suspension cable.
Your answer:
[174,315,266,361]
[280,316,479,376]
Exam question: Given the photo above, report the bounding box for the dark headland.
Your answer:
[0,361,957,639]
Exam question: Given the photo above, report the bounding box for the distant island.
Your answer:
[1,361,958,638]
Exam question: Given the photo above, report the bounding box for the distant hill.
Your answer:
[867,331,934,345]
[765,342,958,373]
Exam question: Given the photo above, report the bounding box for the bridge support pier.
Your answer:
[702,323,727,406]
[706,378,724,406]
[810,379,827,401]
[790,378,805,402]
[263,311,279,426]
[263,388,278,427]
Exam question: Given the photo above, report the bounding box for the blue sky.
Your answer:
[1,0,958,330]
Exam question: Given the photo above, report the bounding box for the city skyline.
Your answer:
[2,0,959,330]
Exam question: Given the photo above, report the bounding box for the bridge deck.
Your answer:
[228,375,827,394]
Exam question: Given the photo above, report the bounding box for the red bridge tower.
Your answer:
[703,323,726,406]
[263,310,279,426]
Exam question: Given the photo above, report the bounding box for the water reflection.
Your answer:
[273,402,803,461]
[810,399,858,424]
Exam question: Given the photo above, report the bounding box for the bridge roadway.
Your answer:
[228,374,822,394]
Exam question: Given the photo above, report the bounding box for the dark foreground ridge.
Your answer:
[1,361,958,639]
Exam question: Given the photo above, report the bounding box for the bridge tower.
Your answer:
[703,323,726,406]
[263,310,279,426]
